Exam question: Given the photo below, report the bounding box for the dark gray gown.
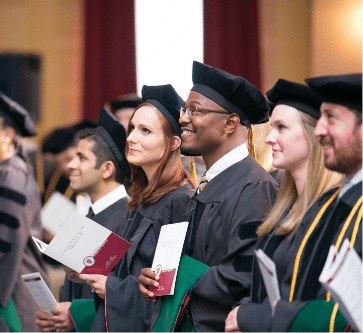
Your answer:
[59,196,129,302]
[236,182,362,332]
[91,184,193,332]
[0,155,49,332]
[150,155,279,332]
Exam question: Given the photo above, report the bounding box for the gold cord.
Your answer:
[329,303,339,332]
[289,189,340,302]
[326,197,362,301]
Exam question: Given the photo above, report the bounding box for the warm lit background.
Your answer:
[0,0,361,170]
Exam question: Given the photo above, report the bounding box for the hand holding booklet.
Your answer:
[21,272,58,316]
[255,249,281,312]
[148,222,189,296]
[319,238,362,332]
[33,211,132,276]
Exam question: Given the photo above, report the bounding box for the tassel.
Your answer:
[248,125,256,160]
[190,157,197,182]
[35,149,45,194]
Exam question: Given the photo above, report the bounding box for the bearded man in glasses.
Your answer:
[139,61,279,332]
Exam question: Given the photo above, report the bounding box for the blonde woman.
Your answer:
[225,79,343,332]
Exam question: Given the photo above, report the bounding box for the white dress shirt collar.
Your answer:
[338,168,363,200]
[205,144,249,182]
[92,185,128,215]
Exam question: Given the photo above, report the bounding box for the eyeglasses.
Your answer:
[180,106,230,119]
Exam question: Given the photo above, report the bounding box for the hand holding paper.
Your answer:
[255,249,281,313]
[147,222,189,296]
[33,211,132,276]
[319,238,362,332]
[22,272,59,316]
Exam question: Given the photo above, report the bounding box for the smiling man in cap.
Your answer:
[140,61,279,331]
[35,108,131,332]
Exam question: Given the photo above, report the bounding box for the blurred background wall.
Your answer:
[0,0,361,169]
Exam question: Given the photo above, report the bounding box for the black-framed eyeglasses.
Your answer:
[180,106,230,118]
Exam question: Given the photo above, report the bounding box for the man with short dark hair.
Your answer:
[35,108,130,332]
[140,61,279,331]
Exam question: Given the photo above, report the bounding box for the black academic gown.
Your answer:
[0,155,49,332]
[149,155,279,332]
[59,196,129,302]
[236,182,362,332]
[91,184,193,332]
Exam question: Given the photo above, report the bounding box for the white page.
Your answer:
[151,222,189,295]
[319,239,362,332]
[255,249,281,310]
[21,272,59,316]
[41,191,76,234]
[33,210,131,275]
[43,211,112,272]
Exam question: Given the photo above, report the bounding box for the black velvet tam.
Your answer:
[42,120,97,154]
[266,79,323,119]
[141,84,185,137]
[110,97,141,111]
[190,61,270,127]
[97,108,129,177]
[306,73,362,112]
[0,92,37,137]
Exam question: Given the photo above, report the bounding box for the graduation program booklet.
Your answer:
[319,238,362,332]
[255,249,281,311]
[33,211,132,275]
[21,272,59,316]
[148,222,189,296]
[41,191,76,234]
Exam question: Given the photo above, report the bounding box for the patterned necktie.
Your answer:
[197,170,208,194]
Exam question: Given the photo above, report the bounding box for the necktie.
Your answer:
[197,170,208,194]
[86,206,95,218]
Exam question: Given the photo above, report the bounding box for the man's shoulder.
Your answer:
[213,156,278,189]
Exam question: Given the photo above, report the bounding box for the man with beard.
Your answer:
[226,73,362,332]
[297,73,362,331]
[139,61,279,331]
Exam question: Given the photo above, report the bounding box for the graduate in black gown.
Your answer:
[79,84,196,332]
[35,109,130,332]
[225,76,360,332]
[0,93,49,332]
[140,61,279,332]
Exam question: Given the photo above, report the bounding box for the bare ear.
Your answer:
[224,113,240,134]
[4,127,16,144]
[101,161,116,180]
[171,136,181,151]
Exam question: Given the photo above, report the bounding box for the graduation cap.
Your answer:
[96,108,130,178]
[306,73,362,112]
[42,120,97,154]
[110,97,142,111]
[141,84,184,137]
[0,92,37,137]
[266,79,323,119]
[190,61,270,127]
